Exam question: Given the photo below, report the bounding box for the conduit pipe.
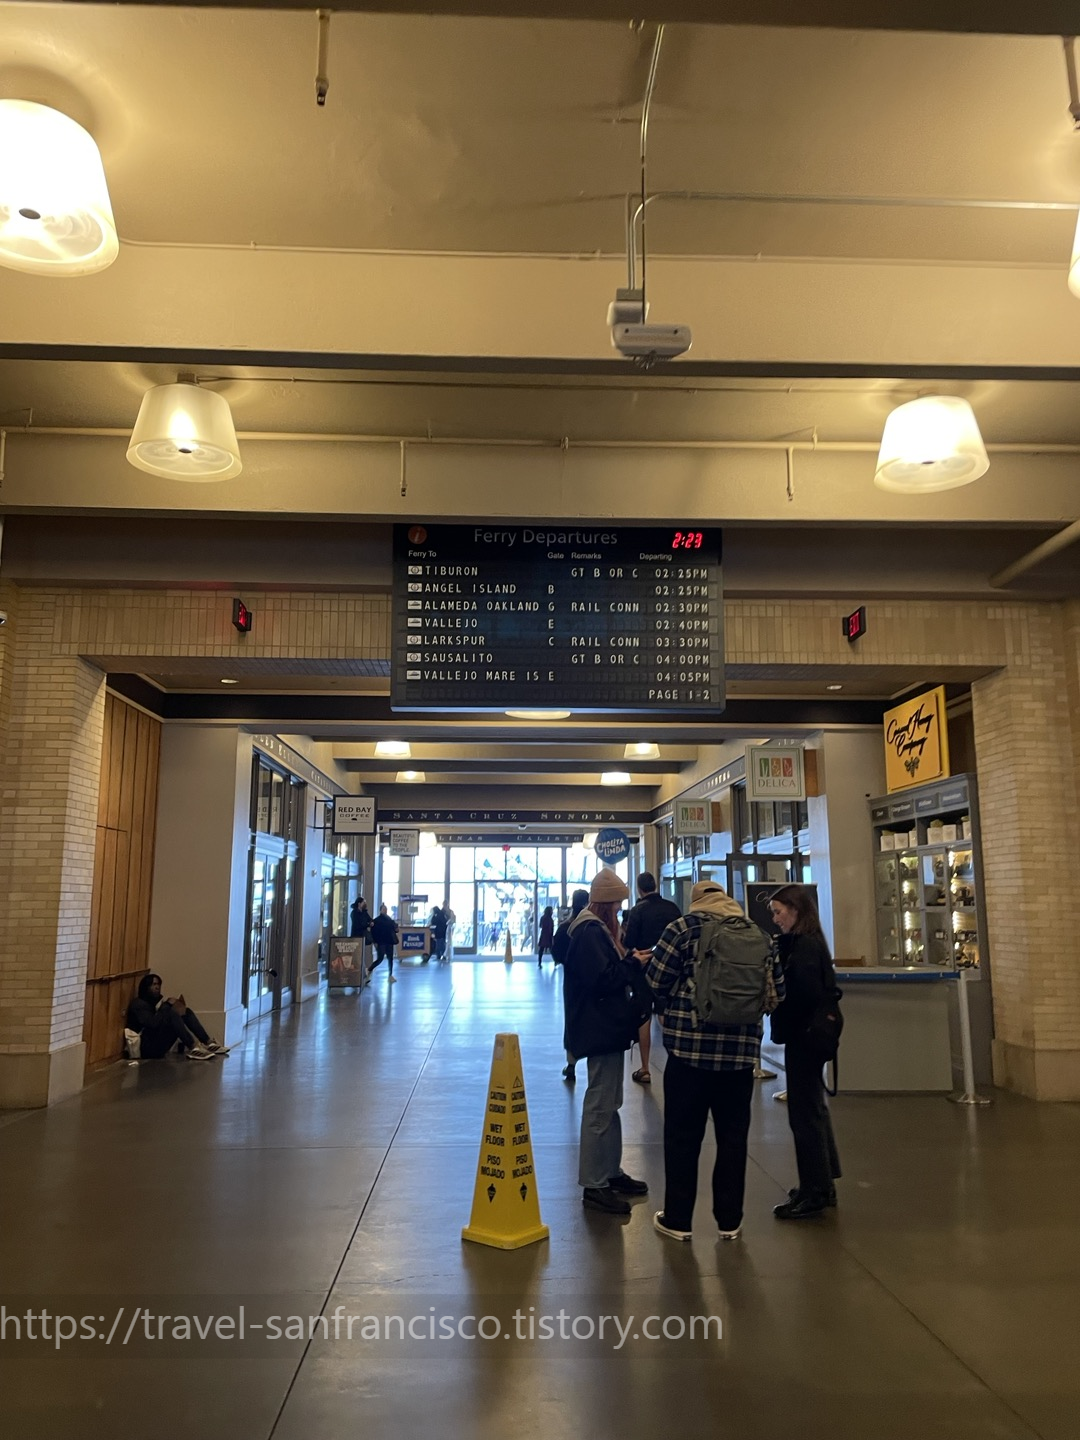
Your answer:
[989,519,1080,587]
[5,426,1080,456]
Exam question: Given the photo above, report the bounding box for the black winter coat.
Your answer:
[563,912,642,1059]
[623,892,681,951]
[769,931,837,1045]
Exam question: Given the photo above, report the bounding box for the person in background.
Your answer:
[564,869,649,1215]
[371,903,399,983]
[553,888,589,1080]
[622,872,681,1086]
[350,896,372,940]
[537,905,555,967]
[767,884,842,1219]
[126,974,229,1061]
[430,904,448,960]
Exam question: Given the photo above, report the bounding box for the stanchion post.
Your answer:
[950,968,991,1106]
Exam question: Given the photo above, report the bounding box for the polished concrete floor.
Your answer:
[2,958,1079,1439]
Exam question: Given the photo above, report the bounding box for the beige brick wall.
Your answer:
[0,582,106,1059]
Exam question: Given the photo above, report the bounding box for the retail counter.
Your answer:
[762,967,958,1093]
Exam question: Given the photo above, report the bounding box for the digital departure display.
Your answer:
[391,524,724,713]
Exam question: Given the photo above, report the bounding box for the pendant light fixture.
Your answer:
[127,382,243,481]
[874,396,989,493]
[0,100,118,276]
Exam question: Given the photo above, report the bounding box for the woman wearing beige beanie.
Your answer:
[563,867,652,1215]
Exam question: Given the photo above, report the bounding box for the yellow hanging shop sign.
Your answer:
[883,685,950,793]
[462,1033,549,1250]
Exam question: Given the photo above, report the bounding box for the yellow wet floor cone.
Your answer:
[504,929,514,964]
[462,1033,549,1250]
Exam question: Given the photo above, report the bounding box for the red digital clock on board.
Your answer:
[671,531,704,549]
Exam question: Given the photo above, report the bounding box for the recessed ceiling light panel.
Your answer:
[375,740,411,758]
[624,742,659,759]
[601,770,632,786]
[505,709,572,720]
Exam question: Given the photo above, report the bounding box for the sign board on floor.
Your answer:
[327,937,365,989]
[399,926,430,954]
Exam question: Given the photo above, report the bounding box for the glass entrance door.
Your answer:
[244,844,298,1016]
[475,880,536,956]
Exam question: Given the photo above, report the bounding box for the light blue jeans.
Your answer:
[578,1051,626,1189]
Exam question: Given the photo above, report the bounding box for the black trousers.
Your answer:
[662,1053,755,1232]
[140,1004,211,1059]
[784,1039,842,1199]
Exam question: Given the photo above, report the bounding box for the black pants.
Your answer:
[374,944,394,971]
[784,1039,842,1199]
[139,1004,211,1059]
[662,1053,755,1232]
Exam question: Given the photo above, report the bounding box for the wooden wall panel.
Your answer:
[84,694,162,1067]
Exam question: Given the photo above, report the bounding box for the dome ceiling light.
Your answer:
[874,397,989,493]
[601,771,632,786]
[397,770,426,783]
[375,740,411,758]
[0,100,118,276]
[127,383,243,481]
[624,742,659,760]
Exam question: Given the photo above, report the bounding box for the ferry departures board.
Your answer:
[391,524,724,712]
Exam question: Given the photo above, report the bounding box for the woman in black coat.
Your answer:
[767,885,842,1219]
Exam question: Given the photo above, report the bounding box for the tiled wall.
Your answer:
[2,581,1078,1100]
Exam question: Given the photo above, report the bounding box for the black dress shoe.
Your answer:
[788,1185,837,1208]
[608,1173,648,1196]
[774,1195,828,1220]
[583,1187,631,1215]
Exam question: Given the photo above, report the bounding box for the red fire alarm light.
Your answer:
[232,599,252,633]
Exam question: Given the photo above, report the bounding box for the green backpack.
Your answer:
[691,915,772,1026]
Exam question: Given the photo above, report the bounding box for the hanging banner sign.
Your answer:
[673,800,711,836]
[883,686,950,793]
[334,796,376,834]
[594,827,631,863]
[389,829,420,857]
[745,745,806,801]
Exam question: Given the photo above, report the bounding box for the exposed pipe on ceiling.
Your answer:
[5,425,1080,456]
[989,519,1080,587]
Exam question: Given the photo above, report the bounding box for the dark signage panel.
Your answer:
[391,524,724,712]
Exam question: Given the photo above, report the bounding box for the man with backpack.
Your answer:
[644,881,783,1242]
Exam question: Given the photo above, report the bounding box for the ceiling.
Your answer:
[2,3,1079,809]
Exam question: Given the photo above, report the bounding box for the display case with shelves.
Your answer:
[868,775,986,974]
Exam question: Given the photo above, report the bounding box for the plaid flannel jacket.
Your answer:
[644,912,785,1070]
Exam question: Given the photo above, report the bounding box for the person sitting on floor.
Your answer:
[126,974,229,1061]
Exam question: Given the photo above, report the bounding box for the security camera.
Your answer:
[517,822,529,831]
[611,322,692,361]
[0,611,7,626]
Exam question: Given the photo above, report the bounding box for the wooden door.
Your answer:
[83,693,161,1067]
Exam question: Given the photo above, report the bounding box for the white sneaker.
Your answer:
[717,1227,742,1241]
[653,1211,692,1241]
[205,1040,231,1056]
[388,975,397,983]
[773,1090,788,1102]
[186,1046,214,1061]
